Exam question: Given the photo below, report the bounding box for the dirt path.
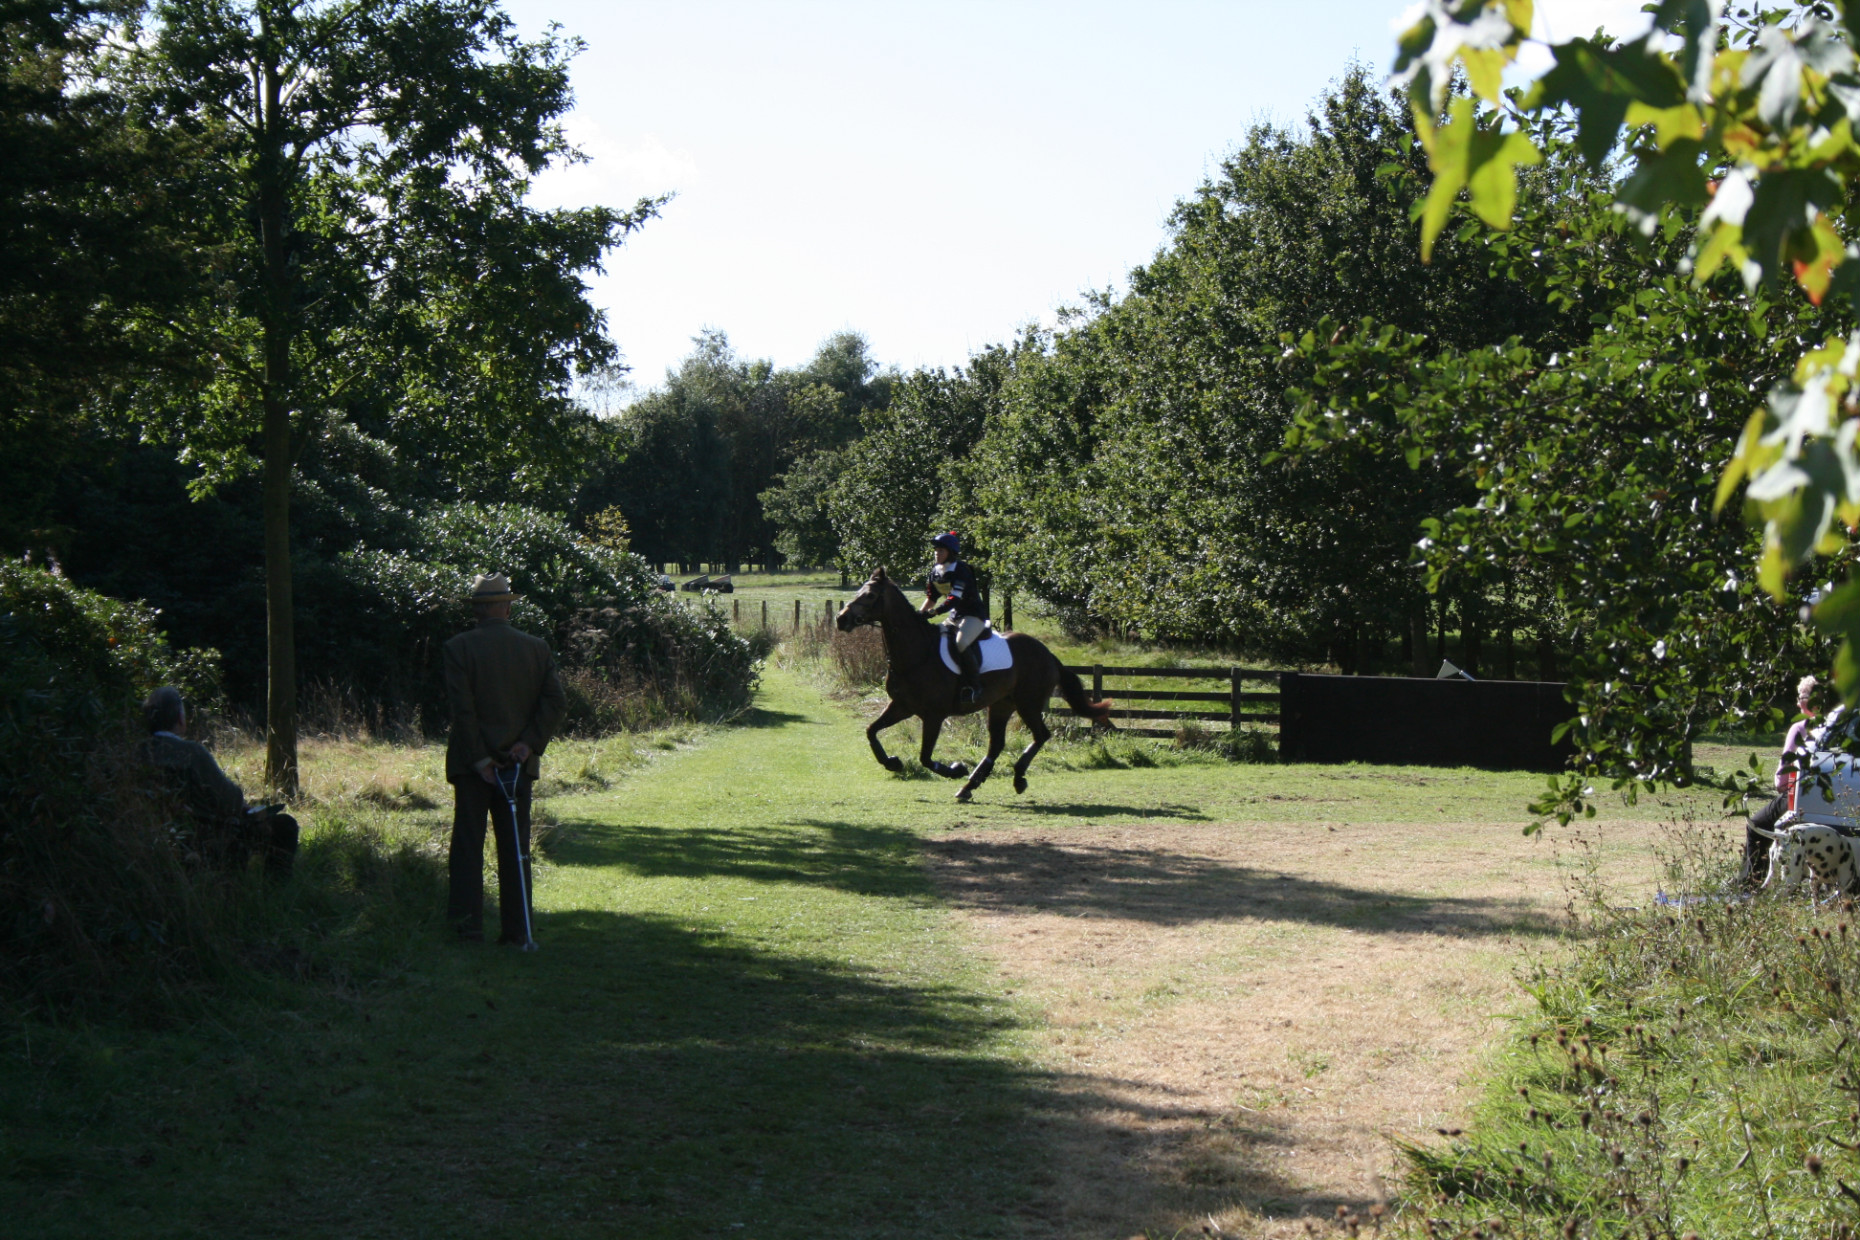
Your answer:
[925,815,1665,1237]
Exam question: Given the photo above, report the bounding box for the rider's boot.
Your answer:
[957,643,983,705]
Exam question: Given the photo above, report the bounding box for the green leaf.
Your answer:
[1743,168,1844,288]
[1615,138,1709,224]
[1816,578,1860,702]
[1419,98,1541,258]
[1525,37,1687,168]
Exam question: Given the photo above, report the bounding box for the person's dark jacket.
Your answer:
[443,618,568,783]
[926,560,987,620]
[139,731,245,821]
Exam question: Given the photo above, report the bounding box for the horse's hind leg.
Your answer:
[919,715,968,779]
[956,701,1013,803]
[867,699,912,774]
[1011,700,1051,795]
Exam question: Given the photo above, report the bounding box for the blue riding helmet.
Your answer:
[931,531,961,556]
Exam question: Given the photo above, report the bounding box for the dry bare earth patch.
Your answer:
[923,807,1683,1238]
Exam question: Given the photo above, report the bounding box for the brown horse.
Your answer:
[835,568,1112,801]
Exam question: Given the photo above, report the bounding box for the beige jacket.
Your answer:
[443,619,568,783]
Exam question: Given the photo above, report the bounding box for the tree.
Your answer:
[966,67,1555,656]
[1388,1,1860,696]
[831,343,1017,582]
[0,1,200,555]
[757,448,843,568]
[581,331,893,569]
[117,0,658,793]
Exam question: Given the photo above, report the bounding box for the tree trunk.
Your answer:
[1460,593,1482,678]
[259,49,297,798]
[1538,630,1557,681]
[1411,605,1431,677]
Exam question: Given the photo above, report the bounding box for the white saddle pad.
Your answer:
[939,629,1013,675]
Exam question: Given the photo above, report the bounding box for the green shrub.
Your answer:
[558,598,760,727]
[0,559,225,1009]
[307,502,755,729]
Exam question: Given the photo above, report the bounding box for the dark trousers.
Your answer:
[1742,793,1790,886]
[212,809,298,881]
[448,774,534,943]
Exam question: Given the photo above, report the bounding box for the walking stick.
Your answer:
[492,763,537,951]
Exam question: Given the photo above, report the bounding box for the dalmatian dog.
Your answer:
[1764,822,1860,898]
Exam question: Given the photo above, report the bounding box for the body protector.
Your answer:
[926,559,988,624]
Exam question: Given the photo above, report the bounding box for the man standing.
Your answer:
[444,573,567,946]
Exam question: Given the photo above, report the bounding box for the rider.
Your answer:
[921,531,988,705]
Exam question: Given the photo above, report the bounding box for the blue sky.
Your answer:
[498,1,1644,390]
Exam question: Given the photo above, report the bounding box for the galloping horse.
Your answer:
[835,568,1112,801]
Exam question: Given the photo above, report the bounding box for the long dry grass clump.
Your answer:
[1391,822,1860,1238]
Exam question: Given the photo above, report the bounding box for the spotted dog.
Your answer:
[1765,822,1860,898]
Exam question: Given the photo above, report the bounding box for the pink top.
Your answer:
[1778,719,1811,793]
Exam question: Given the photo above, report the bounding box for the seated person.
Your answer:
[1742,675,1838,885]
[138,687,298,881]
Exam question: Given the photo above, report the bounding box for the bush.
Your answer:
[304,502,755,729]
[0,559,227,1009]
[557,598,760,728]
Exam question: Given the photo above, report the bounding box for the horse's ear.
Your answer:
[872,566,886,581]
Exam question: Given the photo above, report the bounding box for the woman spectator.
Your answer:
[1741,675,1830,886]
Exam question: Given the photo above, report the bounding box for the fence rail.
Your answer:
[1062,663,1281,739]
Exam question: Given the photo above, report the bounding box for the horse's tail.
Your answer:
[1056,660,1114,727]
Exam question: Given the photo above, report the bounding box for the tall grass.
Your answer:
[1392,820,1860,1238]
[778,618,888,693]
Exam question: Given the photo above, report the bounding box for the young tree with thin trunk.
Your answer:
[117,0,659,794]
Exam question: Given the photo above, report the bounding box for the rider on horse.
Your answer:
[922,531,987,705]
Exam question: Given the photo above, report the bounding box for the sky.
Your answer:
[497,0,1649,391]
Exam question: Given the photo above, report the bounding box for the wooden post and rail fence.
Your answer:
[1062,664,1279,739]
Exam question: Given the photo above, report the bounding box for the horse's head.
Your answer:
[836,567,890,631]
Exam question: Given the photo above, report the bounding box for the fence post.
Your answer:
[1230,668,1242,731]
[733,598,740,622]
[762,599,768,628]
[1003,590,1013,631]
[793,598,801,631]
[1092,664,1103,702]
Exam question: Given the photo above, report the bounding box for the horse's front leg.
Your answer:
[919,715,968,779]
[867,700,913,774]
[956,701,1014,802]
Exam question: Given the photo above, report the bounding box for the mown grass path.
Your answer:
[6,668,1709,1239]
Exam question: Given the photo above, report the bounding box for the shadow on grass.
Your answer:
[1009,801,1211,821]
[1,907,1349,1240]
[543,817,927,899]
[923,835,1560,936]
[733,706,818,729]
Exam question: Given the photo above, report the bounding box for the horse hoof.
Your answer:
[955,788,973,803]
[883,757,905,773]
[1013,776,1028,794]
[947,761,969,778]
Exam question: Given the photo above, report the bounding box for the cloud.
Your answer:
[529,116,699,212]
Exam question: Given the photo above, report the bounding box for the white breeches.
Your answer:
[944,616,987,652]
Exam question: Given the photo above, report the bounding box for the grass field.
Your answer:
[0,660,1734,1238]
